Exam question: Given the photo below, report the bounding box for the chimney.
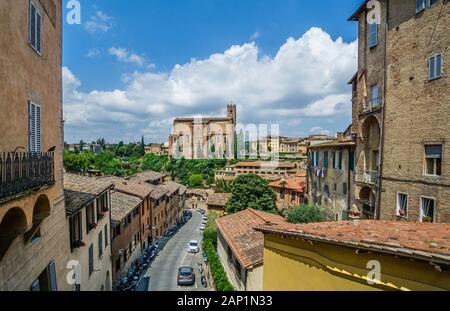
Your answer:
[348,204,361,225]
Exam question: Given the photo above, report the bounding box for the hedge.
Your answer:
[203,219,234,291]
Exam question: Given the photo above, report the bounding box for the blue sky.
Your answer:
[63,0,362,143]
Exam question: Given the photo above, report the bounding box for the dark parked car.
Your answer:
[177,267,195,286]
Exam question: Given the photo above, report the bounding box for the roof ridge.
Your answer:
[247,208,275,225]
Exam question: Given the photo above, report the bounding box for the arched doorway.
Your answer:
[25,195,51,243]
[0,207,28,261]
[361,116,381,149]
[359,187,376,220]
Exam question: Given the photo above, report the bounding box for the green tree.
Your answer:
[214,179,234,193]
[225,174,277,214]
[63,151,95,173]
[79,139,85,152]
[284,204,324,224]
[94,151,122,176]
[140,136,145,156]
[188,174,204,187]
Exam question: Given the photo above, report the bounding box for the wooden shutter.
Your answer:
[104,224,109,247]
[28,102,41,153]
[36,10,42,53]
[47,261,58,291]
[98,231,103,258]
[29,2,36,48]
[35,105,41,153]
[89,244,94,275]
[29,102,36,152]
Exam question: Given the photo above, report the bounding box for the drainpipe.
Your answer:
[376,0,389,220]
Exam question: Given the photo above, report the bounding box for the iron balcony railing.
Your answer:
[359,97,383,115]
[0,152,55,200]
[355,169,378,185]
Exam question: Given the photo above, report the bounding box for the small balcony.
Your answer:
[359,97,382,116]
[0,152,55,201]
[355,169,378,185]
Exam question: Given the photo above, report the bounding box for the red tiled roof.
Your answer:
[269,177,306,192]
[256,221,450,264]
[215,208,286,268]
[99,176,155,198]
[206,193,231,207]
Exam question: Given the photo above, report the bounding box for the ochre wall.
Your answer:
[262,234,450,291]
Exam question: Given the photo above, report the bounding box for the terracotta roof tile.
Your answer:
[130,170,164,183]
[215,208,286,268]
[99,176,155,198]
[256,221,450,263]
[269,177,306,192]
[110,191,143,222]
[206,193,231,207]
[64,173,113,214]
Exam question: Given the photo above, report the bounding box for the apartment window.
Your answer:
[98,231,103,258]
[428,54,443,81]
[343,183,348,196]
[333,183,337,192]
[69,212,83,250]
[28,102,41,153]
[371,85,380,107]
[323,151,329,168]
[424,145,442,176]
[104,224,109,247]
[337,151,343,170]
[127,214,132,223]
[349,150,355,171]
[29,1,42,54]
[368,23,378,48]
[88,244,94,276]
[396,193,408,218]
[416,0,439,14]
[30,261,58,291]
[420,197,436,223]
[86,203,96,233]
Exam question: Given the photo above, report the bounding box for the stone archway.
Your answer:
[24,194,51,243]
[361,116,381,150]
[359,187,376,220]
[0,207,28,261]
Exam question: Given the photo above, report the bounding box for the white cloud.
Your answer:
[63,27,357,143]
[250,31,260,40]
[108,47,147,67]
[85,48,101,58]
[310,126,332,136]
[85,11,114,34]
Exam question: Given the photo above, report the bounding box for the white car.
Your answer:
[188,240,199,253]
[200,224,206,231]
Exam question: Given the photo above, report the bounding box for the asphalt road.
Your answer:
[146,210,207,291]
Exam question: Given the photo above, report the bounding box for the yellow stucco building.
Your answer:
[257,220,450,291]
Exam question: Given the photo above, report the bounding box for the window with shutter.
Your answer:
[416,0,426,13]
[98,231,103,258]
[104,224,109,247]
[28,102,41,153]
[88,244,94,276]
[47,261,58,291]
[368,23,378,48]
[428,54,443,80]
[29,1,42,54]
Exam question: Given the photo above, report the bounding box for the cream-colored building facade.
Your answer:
[0,0,72,291]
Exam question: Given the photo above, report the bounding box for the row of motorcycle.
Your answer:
[114,244,158,291]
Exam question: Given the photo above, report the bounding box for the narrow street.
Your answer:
[145,210,208,291]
